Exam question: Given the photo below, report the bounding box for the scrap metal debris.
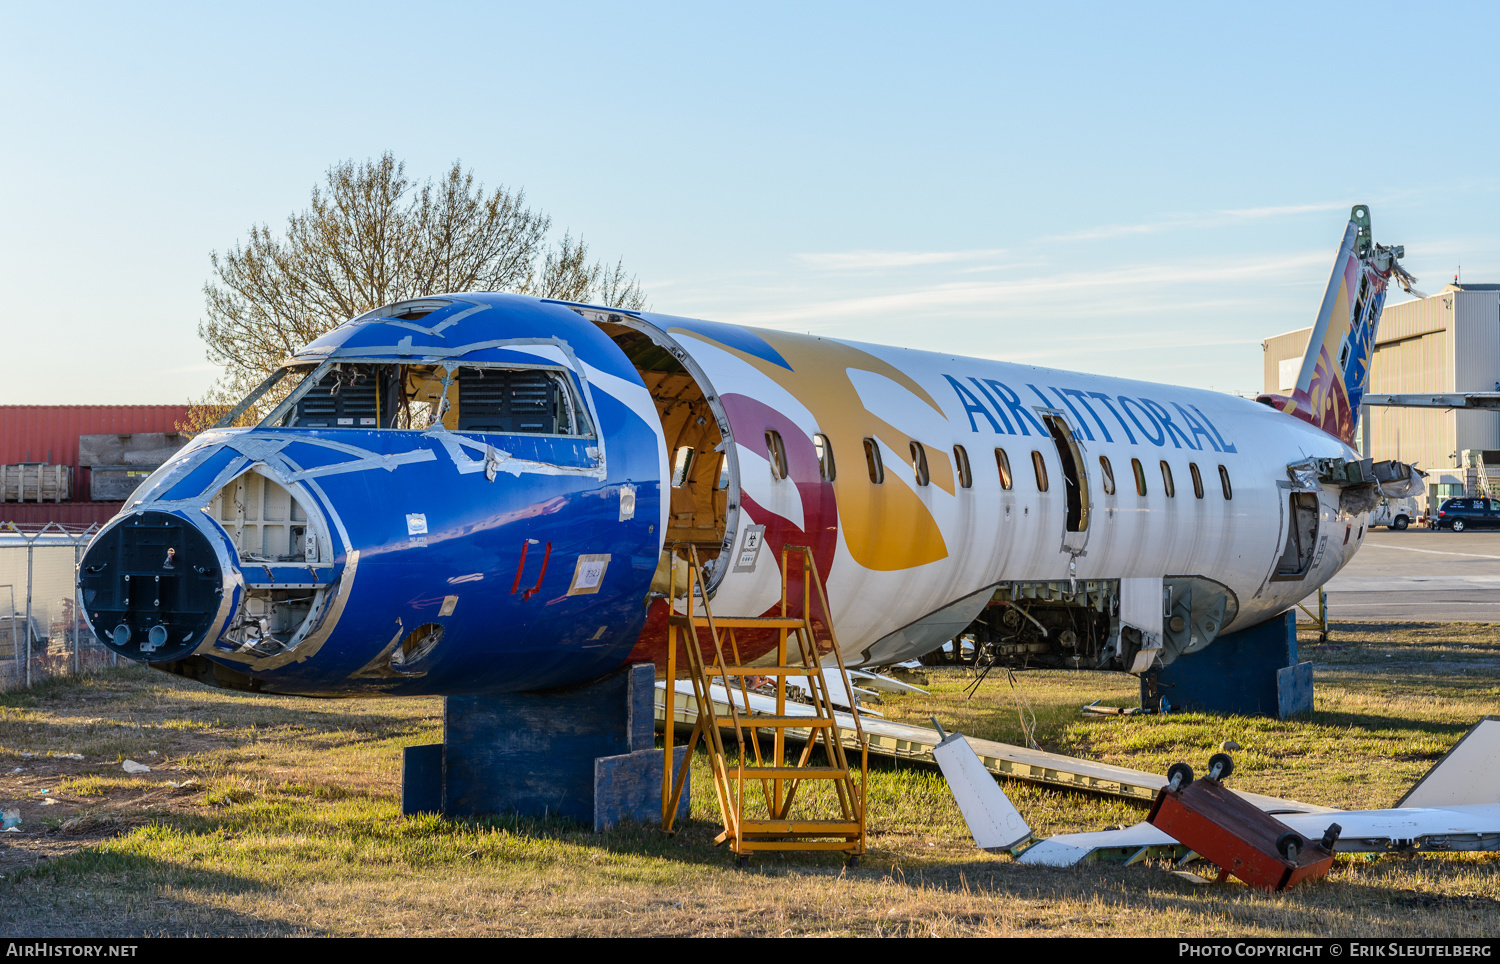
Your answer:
[1081,700,1148,717]
[929,720,1032,853]
[938,717,1500,873]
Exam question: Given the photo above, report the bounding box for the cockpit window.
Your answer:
[456,367,568,434]
[245,361,594,436]
[294,368,382,428]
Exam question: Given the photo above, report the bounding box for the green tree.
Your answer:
[191,153,646,426]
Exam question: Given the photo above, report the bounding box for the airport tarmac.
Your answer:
[1308,526,1500,622]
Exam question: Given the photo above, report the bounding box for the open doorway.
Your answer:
[1042,413,1090,534]
[1274,492,1320,578]
[591,319,736,579]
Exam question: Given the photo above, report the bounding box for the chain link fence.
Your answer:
[0,524,116,690]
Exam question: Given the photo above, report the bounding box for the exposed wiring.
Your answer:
[1005,668,1041,751]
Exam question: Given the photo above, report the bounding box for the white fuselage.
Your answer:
[642,317,1360,666]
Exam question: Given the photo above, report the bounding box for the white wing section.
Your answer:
[1018,805,1500,866]
[1018,822,1172,866]
[932,732,1032,852]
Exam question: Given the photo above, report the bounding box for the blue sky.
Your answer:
[3,1,1498,404]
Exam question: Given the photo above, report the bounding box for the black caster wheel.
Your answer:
[1167,762,1194,790]
[1276,831,1305,861]
[1207,752,1235,782]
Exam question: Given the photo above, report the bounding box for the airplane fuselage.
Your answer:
[78,294,1363,695]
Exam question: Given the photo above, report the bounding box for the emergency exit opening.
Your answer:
[1043,413,1089,533]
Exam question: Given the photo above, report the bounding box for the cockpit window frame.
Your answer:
[249,358,597,438]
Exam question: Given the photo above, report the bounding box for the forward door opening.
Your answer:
[585,315,738,587]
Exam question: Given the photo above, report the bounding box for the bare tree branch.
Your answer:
[195,153,646,418]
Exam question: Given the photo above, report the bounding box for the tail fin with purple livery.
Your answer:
[1256,205,1419,446]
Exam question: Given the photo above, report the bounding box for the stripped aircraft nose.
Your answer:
[79,458,345,668]
[79,510,238,663]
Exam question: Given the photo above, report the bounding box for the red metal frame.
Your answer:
[1148,778,1335,891]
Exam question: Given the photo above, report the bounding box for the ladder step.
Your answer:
[715,666,821,676]
[669,615,808,629]
[733,840,863,852]
[732,766,849,778]
[735,819,863,834]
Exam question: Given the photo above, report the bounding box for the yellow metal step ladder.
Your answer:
[661,544,868,864]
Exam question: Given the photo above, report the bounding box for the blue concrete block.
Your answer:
[625,661,655,753]
[441,662,665,826]
[1277,661,1314,717]
[594,745,690,832]
[402,743,443,815]
[1143,610,1308,718]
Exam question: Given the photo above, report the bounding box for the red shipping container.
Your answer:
[0,405,190,503]
[0,502,125,528]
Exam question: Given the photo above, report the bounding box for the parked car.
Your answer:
[1434,498,1500,532]
[1370,496,1419,530]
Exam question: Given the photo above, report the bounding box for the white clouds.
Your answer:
[1040,201,1353,243]
[650,200,1434,395]
[1220,201,1352,219]
[718,250,1330,326]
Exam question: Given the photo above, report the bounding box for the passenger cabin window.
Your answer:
[995,448,1013,490]
[1218,464,1233,500]
[1160,461,1175,498]
[1189,462,1204,499]
[765,431,789,481]
[1100,456,1116,495]
[717,456,731,489]
[864,438,885,484]
[1031,451,1049,492]
[953,445,972,489]
[911,442,931,486]
[1132,458,1147,496]
[672,447,695,487]
[264,362,593,436]
[813,434,836,482]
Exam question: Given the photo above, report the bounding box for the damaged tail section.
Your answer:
[1257,205,1419,446]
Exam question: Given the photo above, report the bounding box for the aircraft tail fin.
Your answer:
[1256,205,1418,446]
[1395,716,1500,809]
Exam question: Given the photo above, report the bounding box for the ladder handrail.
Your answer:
[660,540,866,859]
[782,544,866,745]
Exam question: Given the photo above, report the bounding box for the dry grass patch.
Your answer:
[0,623,1495,936]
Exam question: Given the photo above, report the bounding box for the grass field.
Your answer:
[0,621,1496,937]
